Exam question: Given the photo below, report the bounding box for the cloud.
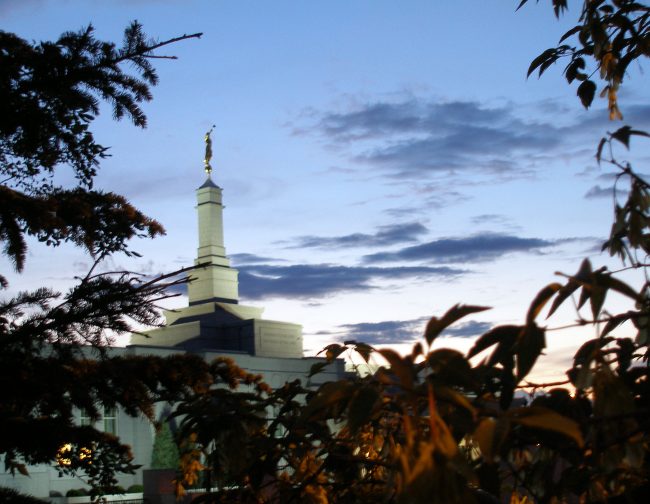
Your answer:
[238,263,464,300]
[326,318,429,345]
[287,222,428,249]
[584,185,613,199]
[584,184,630,200]
[0,0,46,15]
[384,186,470,216]
[158,258,465,300]
[314,317,491,345]
[231,253,285,265]
[471,214,510,226]
[364,232,556,264]
[442,320,492,338]
[297,98,568,178]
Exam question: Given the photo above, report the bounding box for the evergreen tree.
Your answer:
[151,421,180,470]
[0,22,213,496]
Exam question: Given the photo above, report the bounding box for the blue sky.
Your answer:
[2,0,649,381]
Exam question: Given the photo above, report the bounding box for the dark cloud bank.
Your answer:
[169,228,586,301]
[287,222,427,249]
[315,318,492,345]
[299,99,562,177]
[234,229,561,300]
[238,263,462,300]
[364,232,557,264]
[297,97,650,181]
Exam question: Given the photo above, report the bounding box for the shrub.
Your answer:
[65,488,88,497]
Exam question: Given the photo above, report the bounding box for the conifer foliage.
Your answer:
[0,22,209,496]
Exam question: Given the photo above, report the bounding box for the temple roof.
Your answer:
[199,176,220,189]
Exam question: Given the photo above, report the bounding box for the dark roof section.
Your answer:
[199,176,220,189]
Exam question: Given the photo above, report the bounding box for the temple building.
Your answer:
[130,172,303,358]
[0,136,344,500]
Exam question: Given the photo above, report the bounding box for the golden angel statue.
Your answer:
[204,125,215,175]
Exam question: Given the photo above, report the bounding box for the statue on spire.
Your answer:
[204,125,216,176]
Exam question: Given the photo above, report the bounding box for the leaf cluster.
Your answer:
[172,276,649,502]
[520,0,650,118]
[169,4,650,500]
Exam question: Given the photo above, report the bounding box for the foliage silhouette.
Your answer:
[0,22,212,497]
[170,2,650,502]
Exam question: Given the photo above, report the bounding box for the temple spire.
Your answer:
[187,127,240,305]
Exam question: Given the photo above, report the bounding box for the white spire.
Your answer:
[187,136,240,305]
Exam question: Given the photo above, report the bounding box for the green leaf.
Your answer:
[552,0,568,17]
[589,284,607,320]
[319,343,345,362]
[527,48,558,78]
[577,80,596,108]
[308,361,328,378]
[574,337,613,367]
[499,366,516,410]
[468,325,520,360]
[600,312,632,338]
[593,272,641,303]
[432,384,476,417]
[378,348,414,390]
[610,127,650,150]
[629,128,650,139]
[302,381,355,421]
[516,324,546,381]
[575,258,593,282]
[353,342,374,363]
[473,417,497,463]
[565,57,586,84]
[611,125,632,148]
[515,0,529,11]
[473,416,510,463]
[559,25,582,43]
[428,348,476,389]
[424,304,490,345]
[526,283,561,324]
[596,136,607,163]
[548,279,580,318]
[347,386,380,434]
[615,337,634,372]
[509,406,584,448]
[411,341,423,360]
[344,340,375,362]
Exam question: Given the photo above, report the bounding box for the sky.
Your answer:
[2,0,649,383]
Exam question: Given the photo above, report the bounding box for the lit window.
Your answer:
[79,406,118,435]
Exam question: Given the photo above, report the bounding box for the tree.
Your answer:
[170,2,650,502]
[151,418,180,470]
[0,22,220,497]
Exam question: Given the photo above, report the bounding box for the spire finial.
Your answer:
[203,125,216,176]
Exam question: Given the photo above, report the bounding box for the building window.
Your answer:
[103,406,117,435]
[79,406,118,435]
[80,410,92,427]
